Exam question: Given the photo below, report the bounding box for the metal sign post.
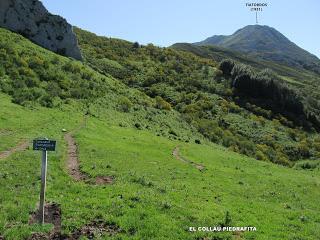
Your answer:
[39,150,47,224]
[33,139,56,224]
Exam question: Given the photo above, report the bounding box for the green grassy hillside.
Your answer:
[1,27,320,239]
[74,28,320,166]
[0,27,202,144]
[1,93,320,240]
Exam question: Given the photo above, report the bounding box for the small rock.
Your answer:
[300,215,308,222]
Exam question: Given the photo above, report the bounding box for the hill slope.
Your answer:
[0,18,320,240]
[195,25,320,73]
[75,27,320,166]
[171,43,320,125]
[1,92,320,240]
[171,42,320,92]
[0,27,201,143]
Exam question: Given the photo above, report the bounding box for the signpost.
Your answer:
[33,139,56,224]
[245,2,268,24]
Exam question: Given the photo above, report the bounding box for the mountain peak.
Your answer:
[195,25,320,73]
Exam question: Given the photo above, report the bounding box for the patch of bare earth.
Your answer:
[64,125,114,185]
[71,220,121,239]
[0,140,29,159]
[172,146,205,172]
[64,133,87,181]
[233,231,244,240]
[28,203,65,240]
[29,205,120,239]
[95,176,114,185]
[0,129,13,137]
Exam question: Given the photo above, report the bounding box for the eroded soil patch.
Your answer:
[64,123,114,185]
[0,129,13,137]
[95,176,114,185]
[29,203,63,240]
[0,140,29,159]
[29,204,120,239]
[173,146,205,171]
[70,220,121,239]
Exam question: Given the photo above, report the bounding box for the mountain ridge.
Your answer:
[194,25,320,73]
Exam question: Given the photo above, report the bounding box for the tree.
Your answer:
[219,59,235,76]
[133,42,140,49]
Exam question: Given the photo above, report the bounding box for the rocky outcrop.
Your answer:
[0,0,82,60]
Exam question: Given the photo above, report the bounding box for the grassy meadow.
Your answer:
[1,93,320,239]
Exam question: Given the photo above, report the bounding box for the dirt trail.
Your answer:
[65,132,87,181]
[0,140,29,159]
[65,118,114,185]
[172,146,205,171]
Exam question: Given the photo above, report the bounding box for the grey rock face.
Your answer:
[0,0,82,60]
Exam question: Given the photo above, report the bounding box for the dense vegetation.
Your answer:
[172,43,320,110]
[219,59,320,130]
[0,29,108,107]
[74,28,320,166]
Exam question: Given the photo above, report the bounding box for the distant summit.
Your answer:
[0,0,82,60]
[195,25,320,73]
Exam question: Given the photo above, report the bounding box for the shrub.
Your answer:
[155,96,171,111]
[297,141,310,158]
[294,161,319,170]
[256,150,268,161]
[228,102,241,113]
[133,42,140,49]
[134,123,142,130]
[118,96,133,112]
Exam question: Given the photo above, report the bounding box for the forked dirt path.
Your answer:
[0,140,29,159]
[65,118,114,185]
[172,146,205,172]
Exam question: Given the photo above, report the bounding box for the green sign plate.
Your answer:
[33,140,56,151]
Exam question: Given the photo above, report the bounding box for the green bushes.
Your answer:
[0,31,109,107]
[155,96,172,111]
[283,142,310,161]
[118,96,133,112]
[294,160,320,170]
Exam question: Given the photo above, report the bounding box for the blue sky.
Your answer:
[42,0,320,58]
